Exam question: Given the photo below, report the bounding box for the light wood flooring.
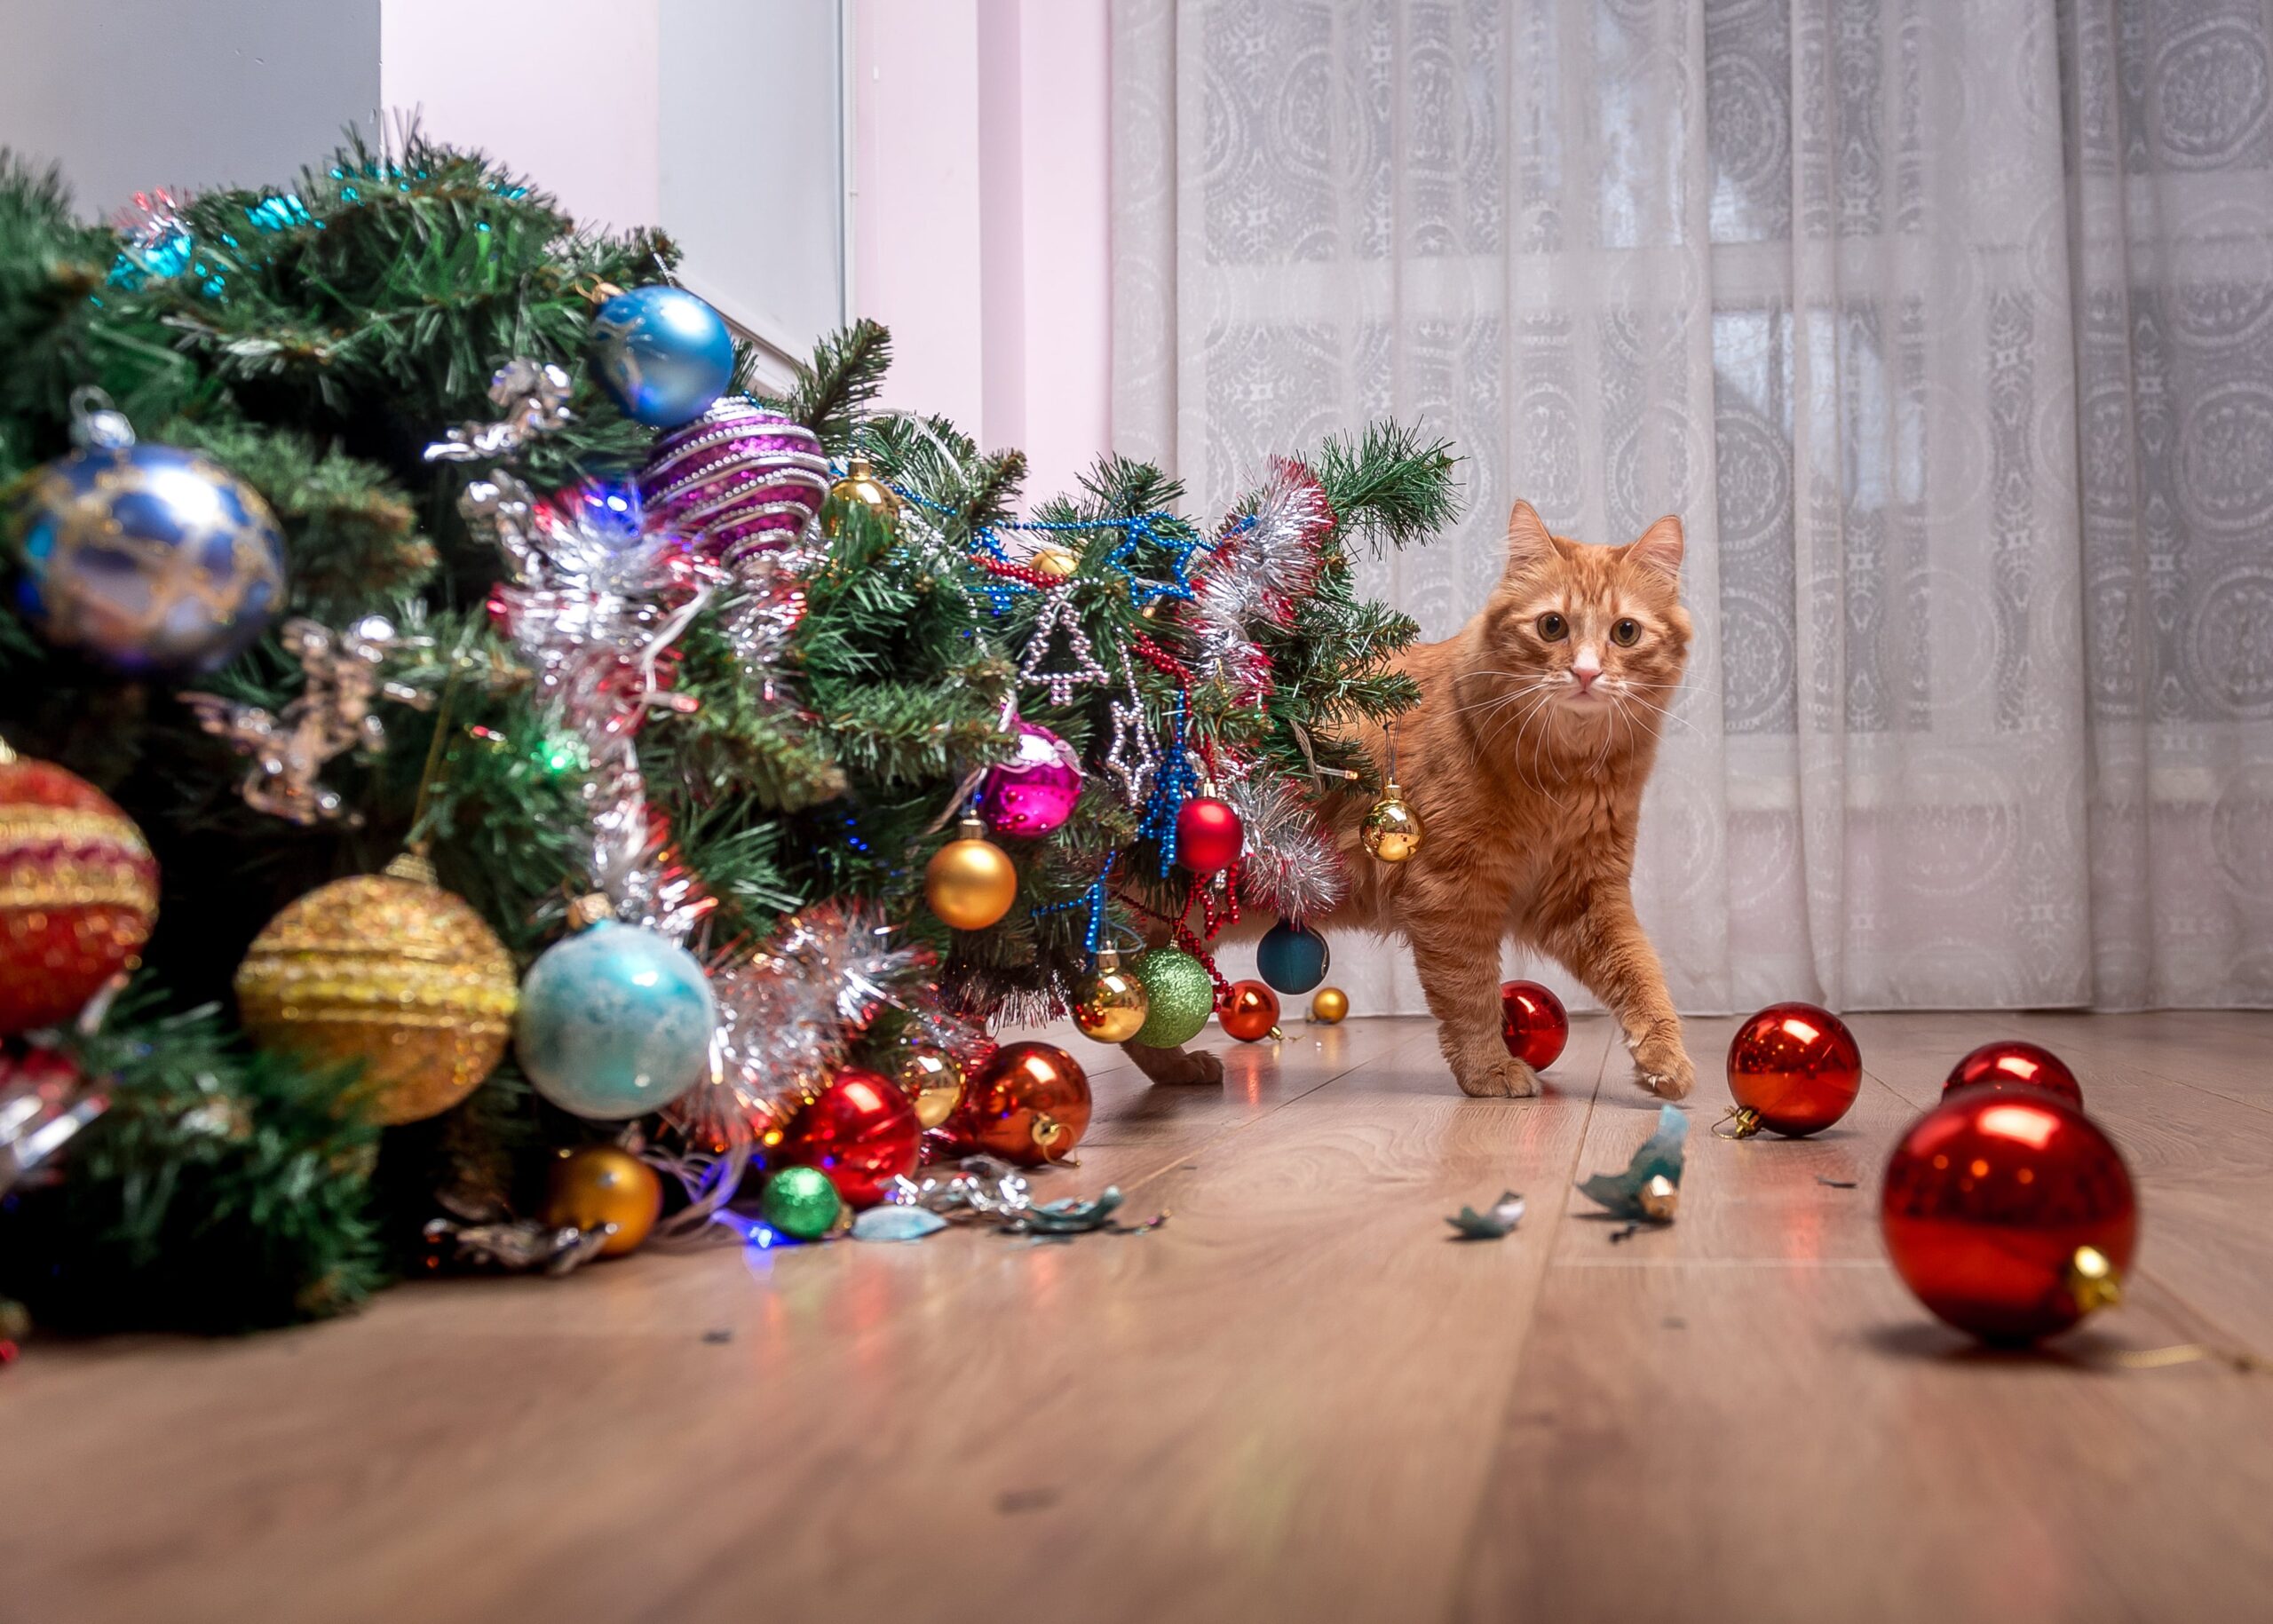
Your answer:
[4,1011,2269,1623]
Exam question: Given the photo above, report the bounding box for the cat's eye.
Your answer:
[1611,618,1642,647]
[1537,613,1568,641]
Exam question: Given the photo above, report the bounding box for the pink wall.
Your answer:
[853,0,1110,500]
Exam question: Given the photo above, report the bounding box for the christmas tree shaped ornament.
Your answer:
[589,283,736,427]
[11,389,287,676]
[823,454,900,536]
[1131,947,1214,1050]
[1175,784,1244,877]
[1072,945,1150,1043]
[1721,1002,1862,1138]
[0,738,160,1036]
[924,815,1018,931]
[515,895,717,1121]
[234,849,519,1124]
[1360,723,1423,863]
[1018,589,1107,706]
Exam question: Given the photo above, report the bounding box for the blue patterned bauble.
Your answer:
[1256,919,1331,994]
[12,441,287,675]
[515,915,717,1120]
[590,284,735,428]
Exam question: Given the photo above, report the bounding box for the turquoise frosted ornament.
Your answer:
[590,284,735,428]
[515,900,717,1120]
[1255,919,1331,994]
[1131,947,1214,1049]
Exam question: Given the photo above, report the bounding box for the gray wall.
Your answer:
[0,0,381,213]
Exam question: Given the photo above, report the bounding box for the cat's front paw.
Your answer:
[1125,1042,1224,1087]
[1629,1028,1694,1100]
[1456,1055,1541,1099]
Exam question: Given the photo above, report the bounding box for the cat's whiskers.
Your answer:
[1498,685,1572,809]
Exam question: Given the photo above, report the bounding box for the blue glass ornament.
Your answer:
[1256,919,1331,994]
[12,441,286,675]
[589,284,735,428]
[516,917,717,1120]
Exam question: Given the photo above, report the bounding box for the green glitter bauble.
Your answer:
[760,1165,841,1240]
[1132,948,1213,1049]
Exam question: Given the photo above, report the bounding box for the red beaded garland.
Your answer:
[1174,796,1244,876]
[1498,980,1569,1070]
[1,751,159,1035]
[781,1066,923,1208]
[1881,1091,2137,1343]
[1943,1040,2082,1107]
[1724,1002,1862,1137]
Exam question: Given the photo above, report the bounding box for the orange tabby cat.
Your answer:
[1129,500,1695,1100]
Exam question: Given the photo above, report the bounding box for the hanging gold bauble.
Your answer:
[1308,986,1350,1025]
[893,1042,966,1129]
[234,851,519,1124]
[543,1145,663,1256]
[824,454,900,536]
[1071,945,1150,1043]
[1027,543,1079,579]
[1360,780,1424,863]
[924,815,1018,931]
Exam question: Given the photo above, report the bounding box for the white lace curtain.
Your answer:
[1112,0,2273,1015]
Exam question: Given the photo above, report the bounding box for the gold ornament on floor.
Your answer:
[234,850,519,1124]
[1072,945,1150,1043]
[1027,542,1079,579]
[924,815,1018,931]
[543,1145,663,1257]
[1308,986,1349,1025]
[893,1042,966,1129]
[825,454,900,536]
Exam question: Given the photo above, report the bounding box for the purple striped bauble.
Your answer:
[638,397,830,563]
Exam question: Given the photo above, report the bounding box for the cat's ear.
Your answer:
[1626,515,1684,582]
[1504,500,1556,579]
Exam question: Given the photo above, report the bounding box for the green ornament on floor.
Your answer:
[1132,947,1214,1049]
[760,1165,842,1240]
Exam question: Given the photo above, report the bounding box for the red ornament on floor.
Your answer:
[1881,1091,2137,1343]
[1216,979,1280,1042]
[1723,1002,1861,1137]
[1499,980,1569,1070]
[1943,1040,2082,1107]
[948,1041,1091,1166]
[1175,794,1243,876]
[782,1066,922,1208]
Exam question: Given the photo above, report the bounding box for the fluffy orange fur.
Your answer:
[1130,501,1696,1099]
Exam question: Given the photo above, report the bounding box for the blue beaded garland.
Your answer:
[1256,919,1331,994]
[590,285,735,428]
[515,918,717,1120]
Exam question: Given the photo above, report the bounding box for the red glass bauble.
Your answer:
[1725,1002,1862,1137]
[1216,978,1279,1042]
[1499,980,1569,1069]
[782,1066,922,1208]
[1175,796,1244,876]
[1944,1040,2082,1107]
[1881,1092,2137,1343]
[948,1041,1092,1166]
[0,750,159,1034]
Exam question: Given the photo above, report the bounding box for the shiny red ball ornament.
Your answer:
[1724,1002,1862,1137]
[1944,1040,2082,1108]
[1881,1091,2137,1343]
[1499,980,1569,1070]
[1174,795,1244,876]
[782,1066,922,1208]
[948,1040,1091,1166]
[1216,978,1280,1042]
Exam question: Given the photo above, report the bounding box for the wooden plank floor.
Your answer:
[4,1012,2269,1623]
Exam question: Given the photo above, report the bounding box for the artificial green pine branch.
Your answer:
[776,316,891,449]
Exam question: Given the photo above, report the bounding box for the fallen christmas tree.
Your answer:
[0,132,1454,1334]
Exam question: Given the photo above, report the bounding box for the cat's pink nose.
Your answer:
[1572,649,1603,692]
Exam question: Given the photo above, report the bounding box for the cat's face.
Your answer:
[1477,502,1691,747]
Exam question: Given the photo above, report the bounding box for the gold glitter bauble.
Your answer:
[924,816,1018,931]
[1360,781,1424,863]
[234,852,519,1124]
[543,1145,662,1257]
[824,454,900,536]
[1028,543,1079,579]
[1071,945,1150,1043]
[1308,986,1349,1025]
[894,1042,966,1129]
